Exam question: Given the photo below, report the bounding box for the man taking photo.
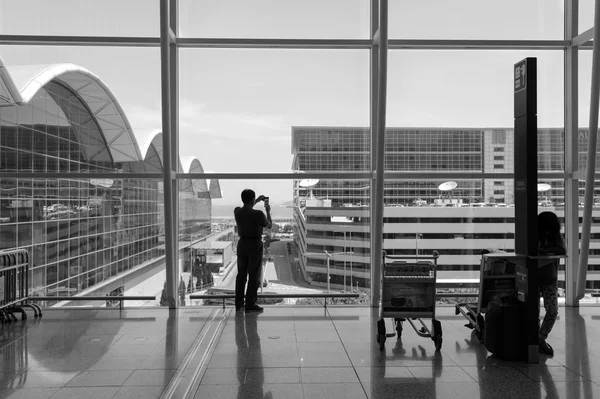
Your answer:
[233,189,272,312]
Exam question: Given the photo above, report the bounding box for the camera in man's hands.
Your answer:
[255,195,269,206]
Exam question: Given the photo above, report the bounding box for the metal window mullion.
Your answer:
[0,35,570,51]
[160,0,177,308]
[371,0,387,308]
[0,172,164,179]
[172,171,567,180]
[388,39,567,50]
[578,0,600,300]
[369,0,379,307]
[170,0,180,310]
[0,35,159,47]
[178,38,371,49]
[565,0,580,306]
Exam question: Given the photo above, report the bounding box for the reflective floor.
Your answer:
[1,305,599,399]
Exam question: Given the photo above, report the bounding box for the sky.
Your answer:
[0,0,594,206]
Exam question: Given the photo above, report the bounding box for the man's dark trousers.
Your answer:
[235,238,263,309]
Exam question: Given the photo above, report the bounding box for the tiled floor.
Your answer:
[1,305,600,398]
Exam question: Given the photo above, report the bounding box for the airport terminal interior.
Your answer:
[3,0,600,398]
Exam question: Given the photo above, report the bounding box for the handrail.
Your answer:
[31,296,156,310]
[190,293,360,309]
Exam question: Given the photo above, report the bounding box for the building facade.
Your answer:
[0,63,220,300]
[292,126,600,290]
[292,126,600,207]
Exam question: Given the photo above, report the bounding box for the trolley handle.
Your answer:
[382,250,439,260]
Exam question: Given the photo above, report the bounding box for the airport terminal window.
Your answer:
[0,82,171,298]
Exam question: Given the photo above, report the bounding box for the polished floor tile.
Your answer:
[300,367,360,383]
[47,387,120,399]
[112,386,165,399]
[303,382,366,399]
[4,306,600,398]
[113,386,164,399]
[123,369,176,386]
[66,370,133,387]
[0,388,58,399]
[3,372,78,388]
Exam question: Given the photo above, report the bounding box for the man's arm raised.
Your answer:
[264,203,273,230]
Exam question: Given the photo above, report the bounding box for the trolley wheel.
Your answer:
[432,319,443,351]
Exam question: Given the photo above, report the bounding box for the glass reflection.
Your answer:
[0,78,211,304]
[566,309,594,399]
[371,323,443,397]
[235,313,271,399]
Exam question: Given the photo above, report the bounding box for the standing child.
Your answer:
[537,211,566,356]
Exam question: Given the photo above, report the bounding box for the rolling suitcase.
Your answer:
[484,298,525,360]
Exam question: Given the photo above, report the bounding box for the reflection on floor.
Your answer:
[1,306,599,399]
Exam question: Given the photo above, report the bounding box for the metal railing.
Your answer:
[190,293,360,308]
[31,296,156,310]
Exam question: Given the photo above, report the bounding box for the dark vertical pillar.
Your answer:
[513,57,539,363]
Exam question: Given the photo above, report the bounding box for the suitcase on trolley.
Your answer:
[484,298,525,360]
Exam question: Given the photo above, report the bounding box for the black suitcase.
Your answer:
[484,298,526,360]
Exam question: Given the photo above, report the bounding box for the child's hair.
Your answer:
[538,211,560,233]
[537,211,562,244]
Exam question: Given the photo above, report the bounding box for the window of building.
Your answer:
[492,130,507,144]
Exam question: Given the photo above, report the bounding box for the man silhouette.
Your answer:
[233,189,272,312]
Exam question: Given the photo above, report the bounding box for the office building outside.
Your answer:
[291,126,600,290]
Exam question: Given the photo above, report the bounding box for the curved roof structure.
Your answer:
[143,132,221,199]
[0,58,221,200]
[208,179,223,199]
[143,130,184,174]
[0,58,142,163]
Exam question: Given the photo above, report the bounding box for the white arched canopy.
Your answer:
[0,58,142,163]
[144,131,221,199]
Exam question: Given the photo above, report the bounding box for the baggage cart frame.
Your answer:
[455,252,530,342]
[0,249,42,323]
[376,250,442,351]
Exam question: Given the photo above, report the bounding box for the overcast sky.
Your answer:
[0,0,594,205]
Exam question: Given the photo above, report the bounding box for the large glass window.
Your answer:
[389,0,564,40]
[179,0,370,39]
[0,0,159,37]
[1,1,596,307]
[178,49,369,174]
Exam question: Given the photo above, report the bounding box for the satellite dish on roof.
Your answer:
[299,179,319,200]
[438,181,458,191]
[90,179,114,188]
[537,183,552,192]
[299,179,319,188]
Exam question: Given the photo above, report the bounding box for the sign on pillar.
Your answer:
[514,57,539,364]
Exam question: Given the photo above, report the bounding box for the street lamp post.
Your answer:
[349,231,353,290]
[326,255,331,293]
[305,250,354,293]
[415,233,419,257]
[344,232,347,292]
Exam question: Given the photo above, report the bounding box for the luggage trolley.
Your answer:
[455,252,528,342]
[0,249,42,323]
[376,250,442,351]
